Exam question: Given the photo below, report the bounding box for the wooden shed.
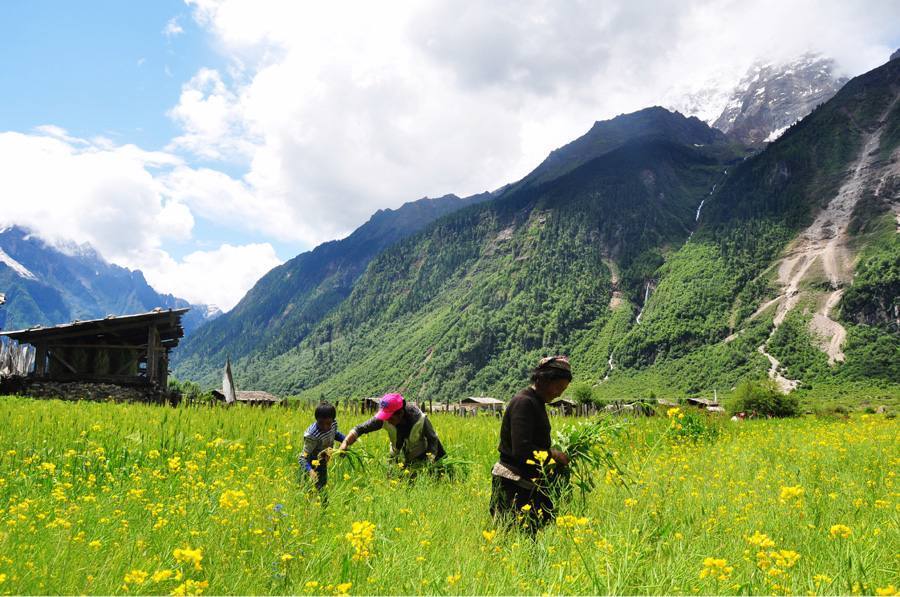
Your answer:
[686,397,721,410]
[550,397,578,415]
[0,308,187,392]
[460,396,505,413]
[212,389,282,406]
[360,396,381,413]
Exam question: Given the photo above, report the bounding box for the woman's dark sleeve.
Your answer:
[508,398,537,465]
[352,416,384,436]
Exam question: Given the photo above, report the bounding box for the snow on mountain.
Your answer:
[667,53,848,146]
[0,247,37,280]
[0,225,220,334]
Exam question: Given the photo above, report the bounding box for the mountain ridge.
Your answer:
[0,226,219,335]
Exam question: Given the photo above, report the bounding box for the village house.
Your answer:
[0,308,187,402]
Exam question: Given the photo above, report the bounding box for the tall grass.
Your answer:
[0,396,896,595]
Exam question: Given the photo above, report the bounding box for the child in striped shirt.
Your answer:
[298,402,346,490]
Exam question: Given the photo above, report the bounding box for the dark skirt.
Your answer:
[489,475,554,534]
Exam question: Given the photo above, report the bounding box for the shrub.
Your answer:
[569,382,594,404]
[732,379,800,417]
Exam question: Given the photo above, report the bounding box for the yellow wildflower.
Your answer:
[219,489,249,511]
[170,579,208,596]
[779,486,804,501]
[699,557,733,581]
[124,569,148,586]
[482,529,497,542]
[334,582,352,595]
[829,524,852,539]
[875,585,897,596]
[151,570,175,583]
[173,546,203,571]
[345,520,375,561]
[745,531,776,549]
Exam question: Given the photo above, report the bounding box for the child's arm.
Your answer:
[298,434,319,472]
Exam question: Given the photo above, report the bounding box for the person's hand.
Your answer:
[339,440,349,451]
[319,450,331,464]
[551,449,569,467]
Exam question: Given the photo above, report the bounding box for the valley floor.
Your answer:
[0,397,897,595]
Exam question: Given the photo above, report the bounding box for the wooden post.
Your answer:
[34,344,47,377]
[147,325,159,383]
[160,350,169,390]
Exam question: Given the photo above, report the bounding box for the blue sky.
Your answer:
[1,1,898,310]
[1,1,211,150]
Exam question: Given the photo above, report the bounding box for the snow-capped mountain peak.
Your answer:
[667,53,848,146]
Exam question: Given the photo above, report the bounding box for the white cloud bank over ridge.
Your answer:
[0,128,281,310]
[174,0,900,246]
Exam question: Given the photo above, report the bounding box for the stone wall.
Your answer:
[0,377,176,404]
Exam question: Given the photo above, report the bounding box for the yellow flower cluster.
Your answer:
[556,515,589,529]
[699,557,733,581]
[779,485,804,501]
[173,546,204,571]
[345,520,375,561]
[756,549,801,577]
[829,524,852,539]
[218,489,249,511]
[123,569,148,586]
[745,531,776,549]
[170,578,209,596]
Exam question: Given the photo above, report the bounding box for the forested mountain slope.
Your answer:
[184,110,741,397]
[173,193,491,381]
[612,57,900,395]
[177,59,899,405]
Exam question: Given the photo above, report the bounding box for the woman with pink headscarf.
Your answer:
[339,393,445,468]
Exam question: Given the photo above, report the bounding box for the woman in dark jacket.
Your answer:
[490,356,572,532]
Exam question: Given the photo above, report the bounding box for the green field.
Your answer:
[0,397,897,595]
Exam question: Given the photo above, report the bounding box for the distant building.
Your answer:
[460,396,505,413]
[212,389,282,406]
[0,308,187,401]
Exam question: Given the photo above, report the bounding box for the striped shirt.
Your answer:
[298,420,346,471]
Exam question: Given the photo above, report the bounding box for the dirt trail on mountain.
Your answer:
[757,93,899,386]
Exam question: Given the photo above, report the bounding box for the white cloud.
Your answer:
[163,17,184,38]
[0,128,281,310]
[0,129,188,263]
[175,0,900,245]
[141,243,281,310]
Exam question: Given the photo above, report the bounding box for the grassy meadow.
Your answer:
[0,396,897,595]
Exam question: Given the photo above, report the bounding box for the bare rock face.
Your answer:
[891,48,900,62]
[713,54,848,146]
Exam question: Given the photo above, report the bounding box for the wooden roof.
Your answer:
[552,397,577,406]
[236,390,281,403]
[0,308,189,349]
[461,396,504,405]
[687,397,720,407]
